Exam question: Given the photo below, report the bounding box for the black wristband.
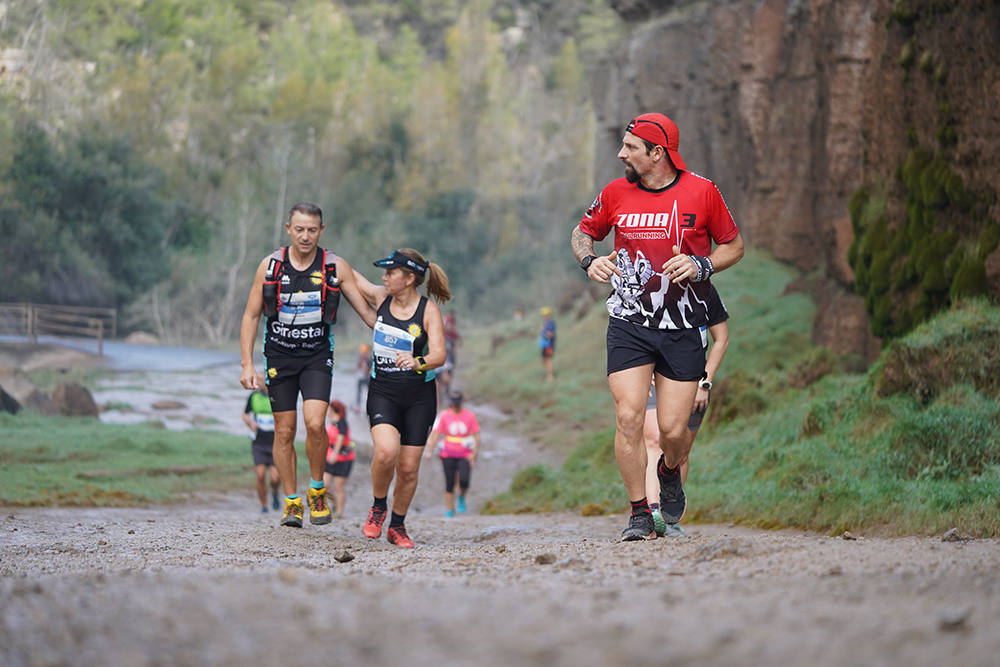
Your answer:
[690,255,714,282]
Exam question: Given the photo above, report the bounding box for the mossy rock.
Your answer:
[871,300,1000,401]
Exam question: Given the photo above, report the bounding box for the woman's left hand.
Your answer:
[395,352,419,371]
[693,387,710,413]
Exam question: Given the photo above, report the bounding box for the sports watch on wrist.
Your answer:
[699,378,713,391]
[580,254,598,272]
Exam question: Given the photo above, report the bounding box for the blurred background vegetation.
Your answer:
[0,0,620,341]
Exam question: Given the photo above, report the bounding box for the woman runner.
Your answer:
[351,248,451,548]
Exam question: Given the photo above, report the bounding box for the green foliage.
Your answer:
[473,248,1000,535]
[483,427,624,514]
[0,121,189,307]
[849,149,994,339]
[888,385,1000,480]
[691,312,1000,536]
[898,39,915,68]
[0,412,253,505]
[917,50,935,73]
[889,0,917,25]
[870,298,1000,401]
[1,0,608,339]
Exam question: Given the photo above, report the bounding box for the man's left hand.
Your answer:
[661,245,698,283]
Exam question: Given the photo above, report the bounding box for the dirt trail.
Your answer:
[2,347,999,665]
[2,500,998,667]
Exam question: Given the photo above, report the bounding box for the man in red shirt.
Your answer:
[570,112,744,541]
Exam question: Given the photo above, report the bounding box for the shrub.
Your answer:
[888,387,1000,480]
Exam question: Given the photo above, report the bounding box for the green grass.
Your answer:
[467,250,1000,536]
[0,413,270,506]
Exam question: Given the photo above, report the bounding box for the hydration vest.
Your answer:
[261,247,341,325]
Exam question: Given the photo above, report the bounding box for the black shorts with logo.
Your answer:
[366,379,437,446]
[265,351,333,413]
[606,317,705,381]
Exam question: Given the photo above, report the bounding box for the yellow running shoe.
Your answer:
[280,497,304,528]
[307,487,332,525]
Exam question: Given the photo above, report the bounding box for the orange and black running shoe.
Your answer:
[386,525,414,548]
[363,506,387,539]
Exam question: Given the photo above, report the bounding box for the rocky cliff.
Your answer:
[593,0,998,360]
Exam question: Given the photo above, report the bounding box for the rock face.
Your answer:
[596,0,999,357]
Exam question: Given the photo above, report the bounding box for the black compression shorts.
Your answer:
[366,380,437,446]
[324,459,353,478]
[606,318,705,381]
[265,352,333,412]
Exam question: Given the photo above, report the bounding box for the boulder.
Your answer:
[0,384,20,414]
[0,367,37,404]
[24,389,59,416]
[51,382,99,417]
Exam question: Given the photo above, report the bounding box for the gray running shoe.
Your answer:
[662,522,687,538]
[621,512,656,541]
[651,508,667,537]
[657,455,686,523]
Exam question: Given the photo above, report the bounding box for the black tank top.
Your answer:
[263,249,333,359]
[371,295,434,386]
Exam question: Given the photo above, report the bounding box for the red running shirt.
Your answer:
[579,172,739,330]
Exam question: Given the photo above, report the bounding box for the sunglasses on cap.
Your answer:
[626,118,670,147]
[373,250,428,276]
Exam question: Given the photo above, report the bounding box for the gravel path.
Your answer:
[3,346,999,666]
[2,501,998,667]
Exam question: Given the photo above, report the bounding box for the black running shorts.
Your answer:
[366,380,437,446]
[251,440,275,466]
[606,317,705,381]
[324,459,353,478]
[265,352,333,413]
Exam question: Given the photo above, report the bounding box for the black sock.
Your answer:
[657,456,679,477]
[389,511,405,528]
[373,496,388,511]
[650,502,660,510]
[630,497,651,515]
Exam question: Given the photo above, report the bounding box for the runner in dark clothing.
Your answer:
[351,248,451,548]
[239,202,374,528]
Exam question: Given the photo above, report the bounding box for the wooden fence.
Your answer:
[0,303,117,355]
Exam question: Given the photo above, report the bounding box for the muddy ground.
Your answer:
[2,343,999,666]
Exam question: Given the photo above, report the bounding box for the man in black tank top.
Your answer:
[240,203,375,529]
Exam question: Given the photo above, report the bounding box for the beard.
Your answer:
[624,164,640,183]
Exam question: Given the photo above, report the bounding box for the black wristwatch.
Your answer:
[580,254,598,272]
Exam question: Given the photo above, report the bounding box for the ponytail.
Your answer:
[398,248,452,304]
[424,262,451,304]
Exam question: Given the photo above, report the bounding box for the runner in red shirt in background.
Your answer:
[571,112,744,541]
[323,399,354,517]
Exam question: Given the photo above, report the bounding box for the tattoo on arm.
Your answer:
[571,226,596,262]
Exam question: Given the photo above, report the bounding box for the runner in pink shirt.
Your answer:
[424,391,480,516]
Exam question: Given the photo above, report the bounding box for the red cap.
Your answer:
[625,113,687,171]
